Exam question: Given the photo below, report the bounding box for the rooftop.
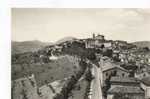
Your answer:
[107,86,144,94]
[110,77,140,84]
[141,76,150,86]
[102,62,128,73]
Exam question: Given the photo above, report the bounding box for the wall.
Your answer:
[141,83,150,99]
[85,40,95,48]
[104,42,112,48]
[103,68,129,82]
[145,87,150,99]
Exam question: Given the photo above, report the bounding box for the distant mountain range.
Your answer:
[55,37,77,44]
[12,36,150,55]
[12,40,53,54]
[12,37,76,54]
[132,41,150,49]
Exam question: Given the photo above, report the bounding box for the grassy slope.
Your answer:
[12,40,52,54]
[132,41,150,48]
[69,79,88,99]
[12,56,80,87]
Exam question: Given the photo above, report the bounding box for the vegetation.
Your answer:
[53,60,88,99]
[61,41,96,60]
[12,56,80,87]
[102,49,113,57]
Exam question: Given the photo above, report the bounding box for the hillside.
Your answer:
[132,41,150,49]
[12,55,81,87]
[12,40,53,54]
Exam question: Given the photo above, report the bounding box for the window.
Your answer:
[122,73,125,77]
[143,73,146,77]
[112,70,117,76]
[106,73,108,77]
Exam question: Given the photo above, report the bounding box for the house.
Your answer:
[109,77,140,86]
[102,61,129,82]
[85,38,96,48]
[140,76,150,99]
[135,69,150,79]
[103,40,113,48]
[107,77,145,99]
[107,86,144,99]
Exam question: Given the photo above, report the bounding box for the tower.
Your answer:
[93,33,95,39]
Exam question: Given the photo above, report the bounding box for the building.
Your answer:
[85,38,96,48]
[102,61,129,82]
[85,33,106,48]
[85,34,112,48]
[107,77,145,99]
[135,69,150,79]
[103,41,112,48]
[140,76,150,99]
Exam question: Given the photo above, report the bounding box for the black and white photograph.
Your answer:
[11,8,150,99]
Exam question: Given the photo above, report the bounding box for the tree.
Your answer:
[143,47,149,51]
[103,49,113,57]
[85,69,93,82]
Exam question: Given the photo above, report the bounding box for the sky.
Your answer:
[12,8,150,43]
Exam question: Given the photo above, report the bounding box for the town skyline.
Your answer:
[12,8,150,43]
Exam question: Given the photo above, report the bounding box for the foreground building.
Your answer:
[102,61,129,82]
[107,77,145,99]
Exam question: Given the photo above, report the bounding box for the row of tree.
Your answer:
[53,59,88,99]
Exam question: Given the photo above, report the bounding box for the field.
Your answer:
[12,55,80,87]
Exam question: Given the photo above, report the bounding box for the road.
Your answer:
[90,63,103,99]
[88,63,103,99]
[85,59,103,99]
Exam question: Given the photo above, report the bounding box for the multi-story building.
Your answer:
[85,33,112,48]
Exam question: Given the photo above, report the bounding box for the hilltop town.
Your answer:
[12,34,150,99]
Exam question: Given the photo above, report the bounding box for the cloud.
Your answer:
[12,8,150,42]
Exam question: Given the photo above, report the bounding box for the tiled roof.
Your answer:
[110,77,140,84]
[141,76,150,86]
[102,62,128,72]
[107,86,144,94]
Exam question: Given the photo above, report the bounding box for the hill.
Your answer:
[132,41,150,49]
[12,55,81,87]
[12,40,53,54]
[56,37,77,44]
